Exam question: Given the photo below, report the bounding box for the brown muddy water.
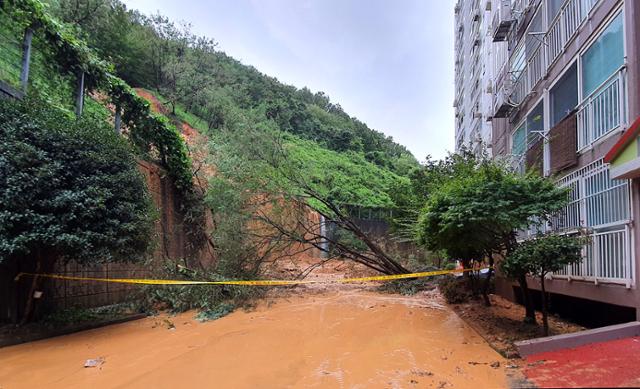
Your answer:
[0,288,507,388]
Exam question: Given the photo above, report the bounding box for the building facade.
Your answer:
[455,0,640,319]
[454,0,495,156]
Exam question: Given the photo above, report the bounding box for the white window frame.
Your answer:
[575,7,628,152]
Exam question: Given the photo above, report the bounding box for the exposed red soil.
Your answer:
[523,336,640,388]
[133,88,168,115]
[450,295,585,359]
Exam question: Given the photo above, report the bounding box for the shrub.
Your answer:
[141,261,266,321]
[0,97,154,322]
[437,275,471,304]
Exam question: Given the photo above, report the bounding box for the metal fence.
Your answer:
[551,160,633,285]
[577,68,627,150]
[509,0,599,105]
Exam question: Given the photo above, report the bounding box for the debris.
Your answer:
[84,357,105,368]
[490,361,501,368]
[468,361,488,365]
[163,319,175,330]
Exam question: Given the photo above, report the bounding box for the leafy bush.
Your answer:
[0,96,155,322]
[142,261,266,321]
[0,97,154,265]
[437,276,471,304]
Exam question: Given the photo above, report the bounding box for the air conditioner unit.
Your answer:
[492,0,515,42]
[493,77,515,118]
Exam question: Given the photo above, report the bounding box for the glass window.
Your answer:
[550,63,578,126]
[526,102,544,141]
[510,45,526,79]
[512,123,527,156]
[581,13,624,97]
[547,0,564,22]
[526,10,543,60]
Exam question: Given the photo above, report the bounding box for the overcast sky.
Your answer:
[123,0,455,161]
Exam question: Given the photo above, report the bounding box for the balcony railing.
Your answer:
[550,160,632,285]
[554,226,632,286]
[502,0,600,107]
[577,68,627,150]
[511,68,528,106]
[545,0,591,66]
[527,44,545,92]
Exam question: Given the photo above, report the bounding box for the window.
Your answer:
[581,12,624,98]
[550,63,578,126]
[512,123,527,157]
[551,160,632,283]
[547,0,564,22]
[527,102,544,137]
[510,45,526,80]
[525,9,543,60]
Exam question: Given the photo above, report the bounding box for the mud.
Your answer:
[0,286,507,389]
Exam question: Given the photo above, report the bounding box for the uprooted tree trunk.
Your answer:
[253,195,410,276]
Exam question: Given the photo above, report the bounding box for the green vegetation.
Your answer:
[415,155,568,307]
[1,0,422,321]
[501,233,586,334]
[0,97,154,322]
[45,0,417,175]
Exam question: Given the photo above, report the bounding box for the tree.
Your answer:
[208,121,411,276]
[503,233,585,335]
[0,98,154,323]
[416,158,569,310]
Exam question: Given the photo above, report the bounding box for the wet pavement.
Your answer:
[522,336,640,388]
[0,289,508,388]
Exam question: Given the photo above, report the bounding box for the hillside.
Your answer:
[46,0,418,177]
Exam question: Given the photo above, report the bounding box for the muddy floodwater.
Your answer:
[0,288,507,388]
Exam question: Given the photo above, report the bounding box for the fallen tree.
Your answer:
[207,123,411,276]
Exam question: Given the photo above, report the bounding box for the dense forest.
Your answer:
[45,0,417,178]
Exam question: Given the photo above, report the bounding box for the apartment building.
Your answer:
[455,0,640,319]
[454,0,495,156]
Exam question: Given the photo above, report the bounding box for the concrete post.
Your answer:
[75,71,84,117]
[114,105,122,134]
[19,27,33,93]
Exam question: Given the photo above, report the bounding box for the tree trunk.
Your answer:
[541,275,549,336]
[482,269,493,307]
[481,255,494,307]
[518,274,536,324]
[20,253,42,325]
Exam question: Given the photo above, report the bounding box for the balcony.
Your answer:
[577,68,627,150]
[545,0,598,66]
[551,160,632,286]
[492,69,514,118]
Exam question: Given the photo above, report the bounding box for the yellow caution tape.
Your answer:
[15,267,491,286]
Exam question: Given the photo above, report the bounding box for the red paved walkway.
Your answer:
[523,336,640,388]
